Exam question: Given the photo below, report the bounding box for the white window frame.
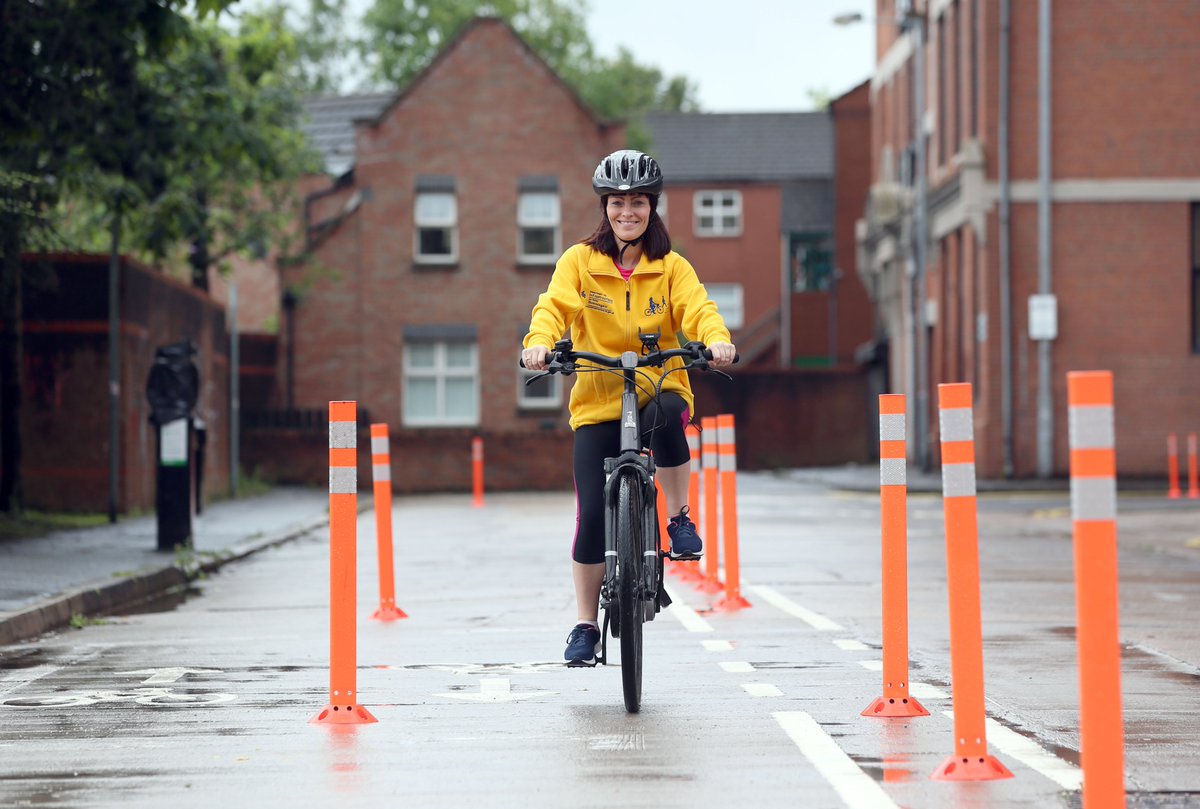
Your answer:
[517,191,561,263]
[414,191,458,263]
[402,339,479,427]
[517,365,563,410]
[706,283,745,330]
[693,190,743,237]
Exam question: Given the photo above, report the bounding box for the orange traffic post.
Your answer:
[863,394,928,718]
[1167,433,1181,499]
[930,383,1010,781]
[713,414,750,612]
[472,435,485,508]
[697,416,723,594]
[1067,371,1127,808]
[312,401,377,725]
[369,424,407,622]
[1188,433,1199,499]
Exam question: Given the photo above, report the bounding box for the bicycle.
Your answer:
[523,332,735,712]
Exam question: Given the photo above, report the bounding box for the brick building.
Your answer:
[857,0,1200,478]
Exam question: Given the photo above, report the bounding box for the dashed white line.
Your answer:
[742,683,783,697]
[942,711,1083,790]
[858,660,883,672]
[663,583,713,633]
[0,664,60,698]
[835,639,870,651]
[748,585,844,631]
[702,639,734,652]
[856,662,950,700]
[772,711,901,809]
[719,661,755,673]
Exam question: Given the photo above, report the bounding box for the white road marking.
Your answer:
[0,664,61,698]
[118,667,224,685]
[663,583,714,633]
[702,639,734,652]
[742,683,783,697]
[908,682,950,700]
[434,677,555,703]
[858,660,883,672]
[772,711,901,809]
[835,639,870,651]
[748,585,844,631]
[719,661,755,673]
[941,711,1082,790]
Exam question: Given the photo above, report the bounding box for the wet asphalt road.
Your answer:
[1,474,1198,808]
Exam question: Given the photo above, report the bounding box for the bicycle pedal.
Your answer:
[666,551,703,561]
[565,658,598,668]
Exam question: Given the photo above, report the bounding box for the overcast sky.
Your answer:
[584,0,877,111]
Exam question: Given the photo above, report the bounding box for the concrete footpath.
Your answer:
[0,488,355,646]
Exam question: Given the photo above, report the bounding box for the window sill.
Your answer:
[412,259,459,272]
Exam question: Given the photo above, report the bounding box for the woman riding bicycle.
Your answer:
[520,149,737,667]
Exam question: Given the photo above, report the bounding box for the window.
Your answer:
[706,283,744,330]
[1192,203,1200,353]
[518,191,560,263]
[403,327,478,426]
[414,176,457,262]
[788,232,835,292]
[518,364,562,409]
[693,190,742,237]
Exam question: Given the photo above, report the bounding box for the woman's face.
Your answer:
[606,194,652,243]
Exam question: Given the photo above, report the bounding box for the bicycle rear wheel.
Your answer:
[616,471,644,713]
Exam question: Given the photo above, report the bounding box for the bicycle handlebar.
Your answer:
[520,341,739,374]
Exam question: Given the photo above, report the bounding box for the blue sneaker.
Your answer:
[564,623,601,667]
[667,506,703,560]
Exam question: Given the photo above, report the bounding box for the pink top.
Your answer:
[614,260,635,281]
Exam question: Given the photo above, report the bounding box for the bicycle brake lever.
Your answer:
[524,371,553,386]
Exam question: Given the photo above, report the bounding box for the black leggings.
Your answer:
[571,392,691,564]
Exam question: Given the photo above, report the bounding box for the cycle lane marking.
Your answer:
[0,664,61,698]
[747,584,844,631]
[742,683,783,697]
[772,711,901,809]
[943,710,1082,790]
[855,660,950,700]
[662,582,714,632]
[719,661,754,673]
[701,639,733,652]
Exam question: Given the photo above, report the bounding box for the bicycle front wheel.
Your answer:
[616,471,644,713]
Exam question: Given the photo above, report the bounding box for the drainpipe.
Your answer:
[999,0,1014,477]
[1036,0,1053,478]
[912,14,931,472]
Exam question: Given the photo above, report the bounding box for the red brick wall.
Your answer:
[830,81,876,365]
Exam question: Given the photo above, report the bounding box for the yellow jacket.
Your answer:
[524,243,732,430]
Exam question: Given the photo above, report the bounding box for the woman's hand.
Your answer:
[708,341,736,367]
[521,345,550,371]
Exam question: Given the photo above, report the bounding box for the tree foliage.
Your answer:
[358,0,698,148]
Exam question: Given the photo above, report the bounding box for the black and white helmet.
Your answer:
[592,149,663,196]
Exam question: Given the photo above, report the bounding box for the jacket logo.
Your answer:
[584,290,615,315]
[644,296,667,316]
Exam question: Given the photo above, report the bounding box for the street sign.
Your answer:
[1029,294,1058,341]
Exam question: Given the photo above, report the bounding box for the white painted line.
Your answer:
[941,711,1082,790]
[663,583,714,633]
[719,661,755,673]
[858,660,883,672]
[434,677,556,703]
[834,639,870,651]
[748,585,844,631]
[908,681,950,700]
[702,639,734,652]
[742,683,783,697]
[772,711,901,809]
[0,664,60,698]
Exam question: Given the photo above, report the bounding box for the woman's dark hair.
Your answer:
[580,195,672,263]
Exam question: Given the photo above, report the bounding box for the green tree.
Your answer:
[0,0,236,513]
[358,0,698,147]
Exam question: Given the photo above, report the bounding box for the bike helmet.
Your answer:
[592,149,663,196]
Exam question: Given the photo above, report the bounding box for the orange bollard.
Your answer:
[863,395,928,718]
[472,436,484,508]
[312,401,377,725]
[1188,433,1199,499]
[1067,371,1127,808]
[713,414,750,612]
[930,383,1010,780]
[1167,433,1181,499]
[370,424,407,622]
[697,416,722,593]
